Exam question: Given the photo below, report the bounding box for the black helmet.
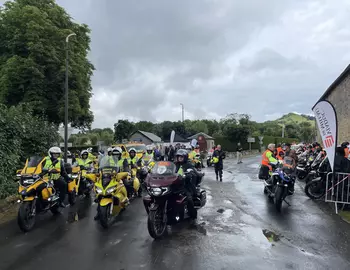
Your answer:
[175,149,188,162]
[341,142,349,148]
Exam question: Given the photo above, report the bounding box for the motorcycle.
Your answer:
[304,152,326,184]
[304,157,329,200]
[143,161,206,239]
[296,154,314,180]
[193,153,202,171]
[16,156,62,232]
[264,163,295,212]
[123,163,141,198]
[94,156,129,228]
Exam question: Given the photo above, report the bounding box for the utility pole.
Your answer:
[64,33,76,162]
[180,103,184,122]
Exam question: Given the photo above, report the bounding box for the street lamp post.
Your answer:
[114,122,120,143]
[180,103,184,122]
[64,33,76,162]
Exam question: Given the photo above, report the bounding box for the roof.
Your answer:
[131,130,162,142]
[312,63,350,109]
[187,132,214,140]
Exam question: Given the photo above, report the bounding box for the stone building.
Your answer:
[129,130,162,145]
[312,64,350,144]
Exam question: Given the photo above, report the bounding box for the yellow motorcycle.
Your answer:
[16,156,62,232]
[94,156,129,228]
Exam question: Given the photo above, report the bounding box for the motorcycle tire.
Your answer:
[68,191,77,206]
[304,181,325,200]
[18,201,36,232]
[50,204,61,215]
[147,207,167,239]
[275,186,284,212]
[99,204,113,229]
[297,171,307,180]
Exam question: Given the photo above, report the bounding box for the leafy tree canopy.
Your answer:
[0,0,94,128]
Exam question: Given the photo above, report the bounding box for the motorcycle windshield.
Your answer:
[99,156,119,174]
[151,161,176,175]
[311,152,323,167]
[23,156,45,174]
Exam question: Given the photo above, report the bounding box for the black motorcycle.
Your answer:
[304,152,325,184]
[264,166,295,212]
[304,157,329,200]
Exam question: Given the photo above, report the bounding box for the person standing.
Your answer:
[212,145,226,182]
[236,144,243,164]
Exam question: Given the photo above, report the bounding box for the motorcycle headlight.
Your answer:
[151,187,162,196]
[106,186,116,194]
[95,187,103,194]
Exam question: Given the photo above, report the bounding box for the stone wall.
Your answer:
[325,74,350,144]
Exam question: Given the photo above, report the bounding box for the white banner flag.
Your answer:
[170,130,175,144]
[312,100,337,171]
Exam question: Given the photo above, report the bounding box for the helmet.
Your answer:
[212,157,219,164]
[87,147,93,153]
[341,142,349,148]
[81,150,89,158]
[175,149,188,163]
[107,147,113,153]
[128,147,137,154]
[146,145,153,151]
[112,147,122,155]
[48,146,61,159]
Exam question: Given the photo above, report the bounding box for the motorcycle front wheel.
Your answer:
[147,207,167,239]
[275,186,284,212]
[305,180,325,200]
[18,201,36,232]
[99,204,113,229]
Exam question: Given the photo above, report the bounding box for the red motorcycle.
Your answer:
[143,161,206,239]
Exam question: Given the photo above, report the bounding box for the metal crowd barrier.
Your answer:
[325,172,350,214]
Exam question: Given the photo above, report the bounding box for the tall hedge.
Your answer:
[0,104,59,198]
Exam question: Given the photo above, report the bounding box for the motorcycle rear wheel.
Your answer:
[147,207,167,239]
[275,186,283,212]
[305,181,325,200]
[18,201,36,232]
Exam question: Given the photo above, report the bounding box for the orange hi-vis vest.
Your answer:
[276,147,284,160]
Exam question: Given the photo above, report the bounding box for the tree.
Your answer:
[134,121,155,133]
[0,0,94,128]
[114,120,135,142]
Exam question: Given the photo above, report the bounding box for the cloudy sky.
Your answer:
[3,0,350,128]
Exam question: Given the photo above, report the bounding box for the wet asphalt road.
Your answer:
[1,156,350,270]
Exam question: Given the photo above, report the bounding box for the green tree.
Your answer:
[114,119,135,142]
[134,121,155,133]
[0,0,94,128]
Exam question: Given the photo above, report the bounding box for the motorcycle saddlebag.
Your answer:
[258,165,270,180]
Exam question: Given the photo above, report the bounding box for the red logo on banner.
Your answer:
[324,135,334,148]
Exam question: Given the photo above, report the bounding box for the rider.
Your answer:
[143,145,155,163]
[259,143,279,184]
[111,147,127,169]
[127,148,142,169]
[41,147,70,207]
[76,150,94,170]
[276,144,284,160]
[174,149,201,223]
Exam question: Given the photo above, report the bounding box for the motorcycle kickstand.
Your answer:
[283,199,291,206]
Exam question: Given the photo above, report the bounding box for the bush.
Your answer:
[0,104,59,199]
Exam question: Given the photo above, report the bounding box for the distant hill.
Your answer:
[275,113,315,127]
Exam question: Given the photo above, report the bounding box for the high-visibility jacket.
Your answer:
[188,150,197,160]
[43,157,61,180]
[261,150,278,171]
[77,158,93,167]
[142,153,154,162]
[177,166,184,176]
[276,147,284,160]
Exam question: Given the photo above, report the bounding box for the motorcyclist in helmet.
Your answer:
[127,148,142,169]
[174,149,202,223]
[76,150,94,170]
[112,147,128,170]
[143,145,155,162]
[107,147,113,156]
[40,147,70,207]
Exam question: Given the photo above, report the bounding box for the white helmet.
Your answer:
[81,150,88,157]
[107,147,113,153]
[48,146,61,158]
[112,147,122,155]
[146,145,153,151]
[87,147,93,153]
[128,147,137,154]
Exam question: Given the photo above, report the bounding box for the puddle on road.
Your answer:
[262,229,281,242]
